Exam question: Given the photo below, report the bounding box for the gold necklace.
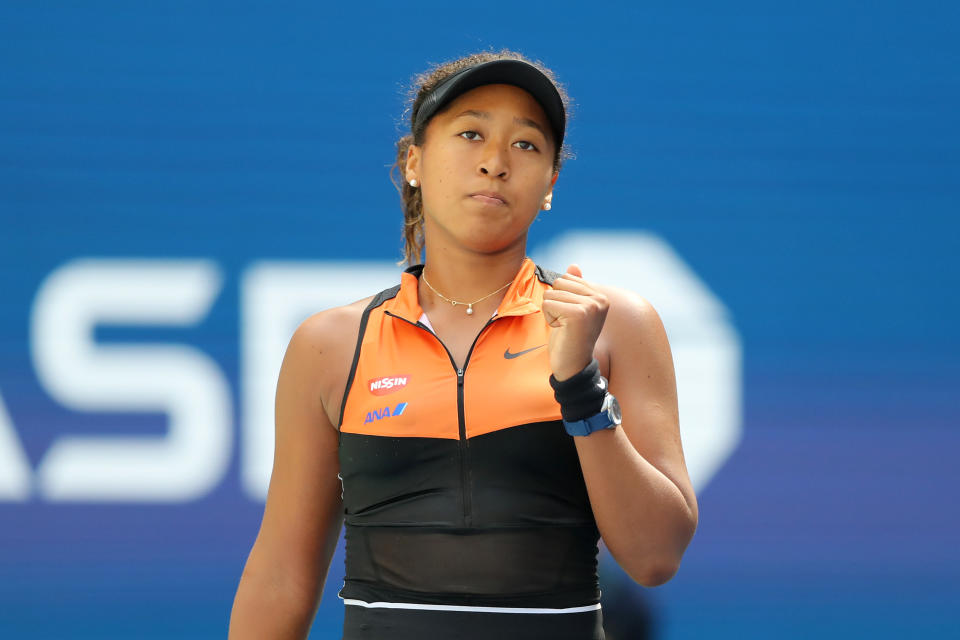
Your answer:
[420,271,513,315]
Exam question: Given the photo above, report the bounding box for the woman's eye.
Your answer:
[458,131,537,151]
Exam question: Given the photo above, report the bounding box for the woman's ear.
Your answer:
[544,170,559,203]
[405,144,421,185]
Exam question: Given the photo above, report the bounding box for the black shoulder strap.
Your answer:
[534,263,562,286]
[337,284,401,430]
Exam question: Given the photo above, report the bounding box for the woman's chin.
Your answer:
[458,229,527,255]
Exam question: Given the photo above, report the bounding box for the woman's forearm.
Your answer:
[229,570,319,640]
[574,426,698,587]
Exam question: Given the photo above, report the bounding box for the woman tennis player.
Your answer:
[229,50,698,640]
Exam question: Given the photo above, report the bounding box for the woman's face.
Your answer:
[406,83,559,256]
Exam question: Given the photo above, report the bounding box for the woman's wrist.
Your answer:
[548,358,607,421]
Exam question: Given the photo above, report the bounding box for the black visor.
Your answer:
[412,59,566,152]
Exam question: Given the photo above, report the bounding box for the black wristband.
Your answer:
[548,358,607,422]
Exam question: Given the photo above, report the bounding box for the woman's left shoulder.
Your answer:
[594,283,666,337]
[591,283,672,374]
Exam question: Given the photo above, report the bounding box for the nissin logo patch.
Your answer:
[364,403,408,424]
[368,375,409,395]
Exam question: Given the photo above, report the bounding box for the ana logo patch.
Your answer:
[368,375,410,395]
[364,402,408,424]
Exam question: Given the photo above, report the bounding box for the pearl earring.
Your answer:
[409,179,418,187]
[543,202,551,210]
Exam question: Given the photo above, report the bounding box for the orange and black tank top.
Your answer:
[336,258,604,640]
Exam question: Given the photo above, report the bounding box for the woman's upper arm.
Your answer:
[600,286,698,522]
[241,307,354,602]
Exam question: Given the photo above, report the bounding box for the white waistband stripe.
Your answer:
[341,598,601,615]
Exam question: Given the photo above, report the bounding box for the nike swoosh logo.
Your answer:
[504,344,546,359]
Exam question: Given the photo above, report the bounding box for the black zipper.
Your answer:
[384,310,498,526]
[455,365,468,525]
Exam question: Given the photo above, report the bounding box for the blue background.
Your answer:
[2,1,958,638]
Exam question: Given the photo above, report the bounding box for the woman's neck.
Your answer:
[418,243,528,317]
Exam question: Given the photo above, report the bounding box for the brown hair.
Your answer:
[391,49,574,266]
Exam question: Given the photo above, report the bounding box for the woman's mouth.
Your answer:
[469,191,507,206]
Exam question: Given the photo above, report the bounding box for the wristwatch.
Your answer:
[562,391,622,437]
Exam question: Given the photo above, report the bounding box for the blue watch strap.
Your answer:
[563,409,617,436]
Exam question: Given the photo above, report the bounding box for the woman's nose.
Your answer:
[478,144,509,179]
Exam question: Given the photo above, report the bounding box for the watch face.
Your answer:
[604,393,622,426]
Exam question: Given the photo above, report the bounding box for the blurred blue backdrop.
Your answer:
[2,1,958,638]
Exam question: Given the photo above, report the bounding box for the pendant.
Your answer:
[466,305,474,315]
